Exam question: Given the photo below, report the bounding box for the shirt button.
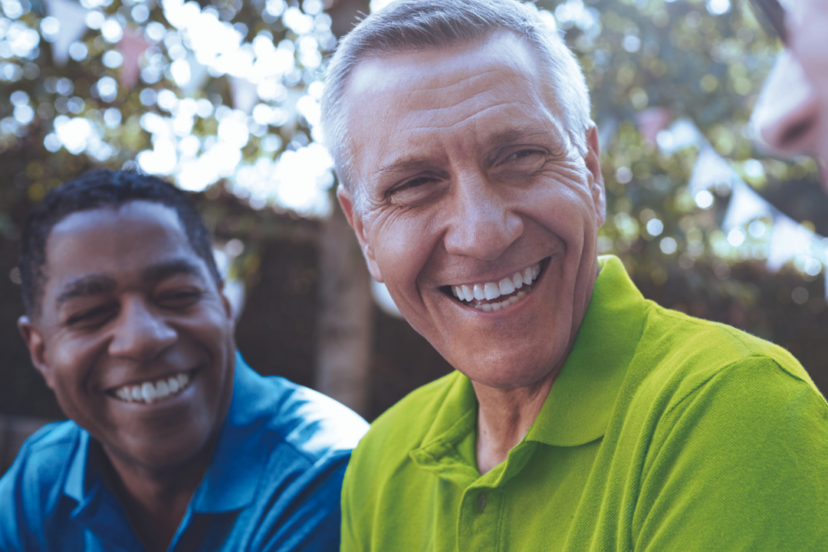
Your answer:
[477,493,486,513]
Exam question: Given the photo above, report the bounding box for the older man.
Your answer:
[320,0,828,550]
[750,0,828,187]
[0,170,368,551]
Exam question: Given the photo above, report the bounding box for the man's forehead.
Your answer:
[344,32,558,172]
[43,201,202,295]
[347,32,540,100]
[50,200,182,237]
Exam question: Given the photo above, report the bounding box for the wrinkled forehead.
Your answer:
[343,32,561,167]
[345,31,548,108]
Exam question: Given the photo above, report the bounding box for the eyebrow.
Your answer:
[141,258,205,285]
[375,128,553,177]
[55,275,117,310]
[54,259,205,310]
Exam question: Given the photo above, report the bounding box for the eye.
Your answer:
[156,288,204,309]
[390,176,435,193]
[386,175,444,206]
[504,148,546,164]
[66,305,115,328]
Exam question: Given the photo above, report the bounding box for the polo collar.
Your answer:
[410,255,647,479]
[191,353,269,513]
[63,353,268,516]
[526,255,646,447]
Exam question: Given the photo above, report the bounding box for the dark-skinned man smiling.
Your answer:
[320,0,828,550]
[0,169,368,552]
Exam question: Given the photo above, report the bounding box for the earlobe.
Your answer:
[337,185,384,282]
[18,316,55,389]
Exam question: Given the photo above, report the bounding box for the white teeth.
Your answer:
[473,284,485,301]
[112,372,192,404]
[141,382,156,402]
[498,277,515,295]
[450,262,542,312]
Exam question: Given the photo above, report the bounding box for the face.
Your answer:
[751,0,828,188]
[340,33,605,391]
[19,201,235,472]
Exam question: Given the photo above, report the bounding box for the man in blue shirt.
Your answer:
[0,169,368,551]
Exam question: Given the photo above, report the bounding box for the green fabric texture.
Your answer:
[341,256,828,552]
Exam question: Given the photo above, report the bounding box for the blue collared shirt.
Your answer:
[0,354,368,551]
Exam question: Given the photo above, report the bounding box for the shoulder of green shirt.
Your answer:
[350,279,826,475]
[635,298,825,410]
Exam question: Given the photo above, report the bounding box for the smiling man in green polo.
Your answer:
[320,0,828,550]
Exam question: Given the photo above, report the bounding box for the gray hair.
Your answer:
[320,0,592,210]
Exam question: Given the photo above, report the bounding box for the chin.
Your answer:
[452,347,561,391]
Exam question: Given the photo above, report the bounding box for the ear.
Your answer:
[217,281,234,322]
[584,125,606,226]
[337,184,384,282]
[18,316,55,390]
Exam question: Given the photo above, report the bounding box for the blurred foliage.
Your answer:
[0,0,826,420]
[535,0,828,389]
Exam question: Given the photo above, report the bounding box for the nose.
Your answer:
[108,297,177,361]
[442,171,524,261]
[752,50,821,156]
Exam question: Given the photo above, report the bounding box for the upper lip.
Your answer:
[103,367,197,393]
[441,257,548,288]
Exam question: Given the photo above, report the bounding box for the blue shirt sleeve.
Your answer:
[249,452,349,552]
[0,438,43,552]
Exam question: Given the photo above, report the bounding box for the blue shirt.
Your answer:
[0,354,369,551]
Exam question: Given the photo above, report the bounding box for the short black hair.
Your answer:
[19,169,222,317]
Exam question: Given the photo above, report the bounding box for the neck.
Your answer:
[472,261,602,475]
[102,439,217,552]
[472,373,556,475]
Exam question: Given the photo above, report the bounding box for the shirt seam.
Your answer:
[660,354,825,421]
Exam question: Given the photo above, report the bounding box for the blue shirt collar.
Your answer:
[192,353,269,513]
[63,353,269,514]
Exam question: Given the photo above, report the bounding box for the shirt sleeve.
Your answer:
[0,439,42,552]
[253,452,349,552]
[633,356,828,551]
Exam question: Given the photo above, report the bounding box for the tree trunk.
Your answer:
[314,202,373,416]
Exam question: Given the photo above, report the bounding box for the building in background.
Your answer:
[1,0,827,472]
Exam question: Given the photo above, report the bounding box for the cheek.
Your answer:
[368,212,436,289]
[46,335,100,384]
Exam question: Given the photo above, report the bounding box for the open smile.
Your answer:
[107,369,198,405]
[444,258,547,312]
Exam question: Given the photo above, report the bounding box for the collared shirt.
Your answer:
[0,353,369,552]
[341,255,828,552]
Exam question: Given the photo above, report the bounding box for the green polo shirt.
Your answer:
[342,256,828,551]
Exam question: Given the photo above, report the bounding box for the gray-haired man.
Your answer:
[321,1,828,550]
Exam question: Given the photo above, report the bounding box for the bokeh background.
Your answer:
[1,0,827,473]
